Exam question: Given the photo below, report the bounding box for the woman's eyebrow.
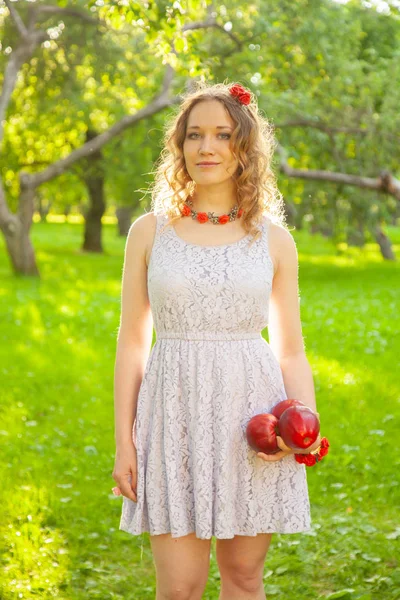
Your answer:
[187,125,233,130]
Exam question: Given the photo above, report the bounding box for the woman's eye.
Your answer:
[186,133,230,139]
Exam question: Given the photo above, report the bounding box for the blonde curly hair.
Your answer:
[148,80,287,246]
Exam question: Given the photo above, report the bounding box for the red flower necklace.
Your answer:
[180,197,243,225]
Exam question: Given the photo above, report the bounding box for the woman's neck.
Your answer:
[189,191,237,214]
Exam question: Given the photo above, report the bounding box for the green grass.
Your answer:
[1,221,399,600]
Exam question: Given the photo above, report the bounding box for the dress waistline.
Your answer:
[156,331,263,341]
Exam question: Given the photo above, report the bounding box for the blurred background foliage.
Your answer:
[0,0,399,270]
[1,1,400,598]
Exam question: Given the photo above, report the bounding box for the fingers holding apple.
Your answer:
[276,435,292,452]
[257,434,319,461]
[256,448,290,462]
[256,435,293,461]
[246,399,321,460]
[256,436,297,462]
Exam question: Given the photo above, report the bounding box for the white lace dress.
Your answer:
[119,212,311,539]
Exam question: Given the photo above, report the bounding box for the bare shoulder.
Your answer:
[127,211,157,268]
[267,220,298,277]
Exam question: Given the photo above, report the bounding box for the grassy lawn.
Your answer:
[1,220,399,600]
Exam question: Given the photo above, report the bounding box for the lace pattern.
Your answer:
[119,213,311,539]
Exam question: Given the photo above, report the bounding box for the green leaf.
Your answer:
[323,590,355,600]
[175,37,185,53]
[275,565,289,575]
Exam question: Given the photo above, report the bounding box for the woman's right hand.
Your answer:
[112,442,138,502]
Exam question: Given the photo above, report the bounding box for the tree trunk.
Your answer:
[115,206,133,236]
[347,219,365,247]
[373,225,395,260]
[321,225,333,237]
[82,179,105,252]
[347,229,364,247]
[81,130,106,253]
[0,187,40,276]
[36,194,52,222]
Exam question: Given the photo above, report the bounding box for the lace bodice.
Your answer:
[147,213,274,340]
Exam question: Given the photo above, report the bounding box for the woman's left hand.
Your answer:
[257,433,322,462]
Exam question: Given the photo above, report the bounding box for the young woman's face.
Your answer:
[183,100,239,186]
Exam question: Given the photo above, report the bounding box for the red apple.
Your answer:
[271,398,305,420]
[279,405,320,450]
[246,413,280,455]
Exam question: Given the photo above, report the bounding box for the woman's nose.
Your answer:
[199,136,215,153]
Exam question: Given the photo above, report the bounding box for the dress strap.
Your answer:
[151,211,165,237]
[150,212,170,254]
[157,212,171,237]
[263,214,271,237]
[262,214,273,267]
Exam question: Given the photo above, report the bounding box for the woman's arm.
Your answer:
[278,354,317,413]
[257,223,321,462]
[268,222,317,414]
[114,213,155,450]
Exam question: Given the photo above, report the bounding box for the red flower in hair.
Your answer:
[229,84,251,105]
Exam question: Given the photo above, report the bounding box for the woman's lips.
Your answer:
[197,163,220,167]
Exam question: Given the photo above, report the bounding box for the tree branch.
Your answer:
[275,143,400,201]
[0,30,48,145]
[183,18,243,49]
[0,1,109,146]
[4,0,28,38]
[274,118,368,136]
[0,178,17,236]
[36,5,108,29]
[19,86,182,193]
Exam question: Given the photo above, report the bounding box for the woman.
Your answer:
[112,81,322,600]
